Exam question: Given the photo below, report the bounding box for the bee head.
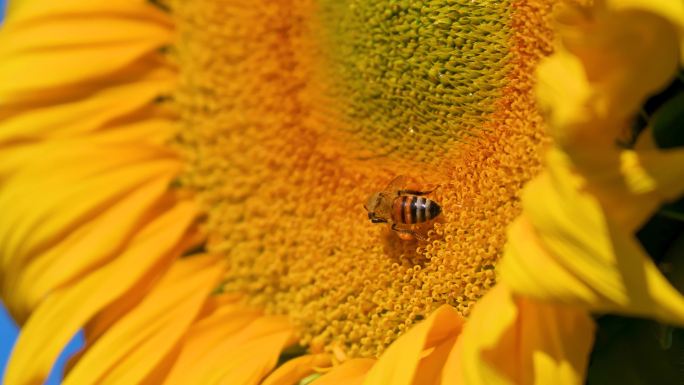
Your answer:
[365,192,389,223]
[364,192,382,213]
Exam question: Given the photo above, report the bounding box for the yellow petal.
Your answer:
[0,0,171,105]
[197,321,295,385]
[5,0,169,26]
[584,148,684,230]
[138,345,183,385]
[0,117,177,183]
[443,284,595,385]
[500,149,684,325]
[63,255,225,385]
[81,293,230,384]
[161,299,296,385]
[536,3,680,153]
[606,0,684,62]
[411,335,459,385]
[261,354,332,385]
[2,201,197,385]
[4,163,181,321]
[0,143,178,277]
[0,80,174,145]
[363,305,464,385]
[314,359,376,385]
[158,297,263,385]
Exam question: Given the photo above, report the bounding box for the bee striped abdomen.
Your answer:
[392,195,441,225]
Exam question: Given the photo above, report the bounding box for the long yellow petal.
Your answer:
[64,235,205,381]
[2,201,197,385]
[0,117,177,184]
[5,0,170,26]
[0,143,178,274]
[537,3,680,150]
[443,284,595,385]
[158,297,263,385]
[0,0,171,105]
[161,299,296,385]
[314,359,376,385]
[3,161,181,321]
[607,0,684,61]
[500,148,684,325]
[261,354,332,385]
[412,334,459,385]
[212,330,300,385]
[362,305,464,385]
[0,166,179,314]
[138,345,183,385]
[0,80,174,145]
[82,229,205,345]
[580,148,684,232]
[63,255,225,385]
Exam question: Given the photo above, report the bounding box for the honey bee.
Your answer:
[364,175,442,240]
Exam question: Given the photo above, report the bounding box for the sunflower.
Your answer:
[1,0,683,384]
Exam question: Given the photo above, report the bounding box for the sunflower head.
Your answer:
[170,0,555,359]
[9,0,682,384]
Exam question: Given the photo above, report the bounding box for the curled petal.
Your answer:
[363,305,465,385]
[593,148,684,229]
[606,0,684,62]
[536,2,681,155]
[442,284,594,385]
[500,149,684,324]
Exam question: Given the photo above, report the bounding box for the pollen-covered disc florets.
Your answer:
[171,0,555,358]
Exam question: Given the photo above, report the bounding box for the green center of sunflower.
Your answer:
[169,0,554,358]
[313,0,512,162]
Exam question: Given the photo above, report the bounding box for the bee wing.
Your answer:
[384,175,408,192]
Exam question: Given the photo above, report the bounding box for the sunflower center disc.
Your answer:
[171,0,554,358]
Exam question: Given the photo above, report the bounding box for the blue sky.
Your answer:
[1,303,84,384]
[0,1,85,383]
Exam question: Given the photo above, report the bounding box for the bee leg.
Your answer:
[391,224,426,241]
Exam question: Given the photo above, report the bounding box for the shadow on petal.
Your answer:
[443,284,594,385]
